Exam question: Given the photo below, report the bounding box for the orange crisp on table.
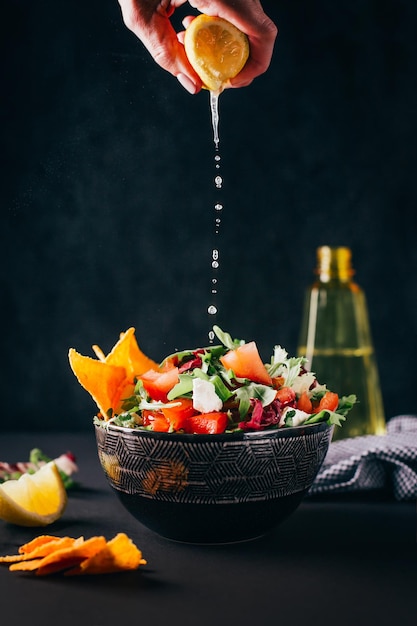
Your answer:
[0,533,146,576]
[66,532,146,576]
[0,536,76,563]
[68,327,159,419]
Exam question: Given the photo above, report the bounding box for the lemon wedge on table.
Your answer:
[184,14,250,93]
[0,462,67,527]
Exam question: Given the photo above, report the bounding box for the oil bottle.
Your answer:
[297,246,386,440]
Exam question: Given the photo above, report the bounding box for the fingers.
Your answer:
[229,24,277,88]
[117,0,202,93]
[181,14,195,30]
[232,14,277,87]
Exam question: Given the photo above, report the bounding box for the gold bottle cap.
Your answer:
[316,246,355,282]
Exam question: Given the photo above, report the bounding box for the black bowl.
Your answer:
[95,422,333,543]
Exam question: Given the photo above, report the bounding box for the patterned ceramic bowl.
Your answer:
[95,421,333,543]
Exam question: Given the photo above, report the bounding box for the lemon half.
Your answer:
[0,461,67,527]
[184,14,250,93]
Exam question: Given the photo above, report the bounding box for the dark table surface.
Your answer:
[0,431,415,626]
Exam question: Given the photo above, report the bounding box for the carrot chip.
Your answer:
[68,327,159,420]
[0,537,76,563]
[0,533,146,576]
[66,533,147,575]
[35,536,107,576]
[19,535,62,554]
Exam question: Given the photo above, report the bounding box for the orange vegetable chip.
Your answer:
[69,328,159,419]
[35,536,107,576]
[9,558,44,571]
[68,349,128,418]
[19,535,60,554]
[9,536,107,575]
[0,537,76,563]
[66,533,147,575]
[0,534,146,576]
[105,327,159,379]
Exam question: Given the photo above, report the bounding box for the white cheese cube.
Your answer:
[192,378,223,413]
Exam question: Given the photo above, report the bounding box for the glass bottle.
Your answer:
[297,246,386,440]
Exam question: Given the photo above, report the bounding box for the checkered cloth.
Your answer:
[309,415,417,501]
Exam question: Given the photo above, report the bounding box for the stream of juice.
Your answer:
[207,91,222,343]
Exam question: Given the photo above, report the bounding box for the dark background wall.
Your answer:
[2,0,416,431]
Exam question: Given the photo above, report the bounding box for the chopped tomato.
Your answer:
[143,399,197,432]
[220,342,272,386]
[161,398,197,431]
[142,410,170,432]
[317,391,339,412]
[297,391,313,413]
[275,386,296,406]
[185,411,228,434]
[138,367,179,402]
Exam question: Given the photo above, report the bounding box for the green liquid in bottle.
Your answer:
[297,247,386,440]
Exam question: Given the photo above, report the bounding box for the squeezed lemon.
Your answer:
[184,14,249,94]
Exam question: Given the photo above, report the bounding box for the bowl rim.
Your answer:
[94,420,333,443]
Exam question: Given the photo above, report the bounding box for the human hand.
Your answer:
[117,0,278,94]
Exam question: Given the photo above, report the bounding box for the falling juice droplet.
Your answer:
[208,305,217,315]
[215,175,222,189]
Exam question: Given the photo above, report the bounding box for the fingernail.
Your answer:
[177,73,198,94]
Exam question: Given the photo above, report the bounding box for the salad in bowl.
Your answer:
[69,326,356,436]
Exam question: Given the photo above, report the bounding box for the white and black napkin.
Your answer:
[310,415,417,501]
